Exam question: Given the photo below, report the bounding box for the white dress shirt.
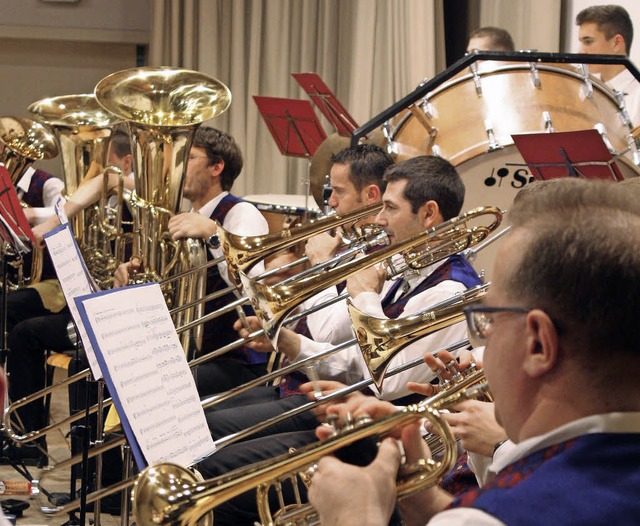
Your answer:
[197,191,269,286]
[16,167,65,224]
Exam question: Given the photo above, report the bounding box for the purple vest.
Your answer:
[202,194,267,365]
[449,432,640,525]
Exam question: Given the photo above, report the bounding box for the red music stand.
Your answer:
[292,73,359,136]
[253,96,327,158]
[0,165,34,249]
[511,129,624,182]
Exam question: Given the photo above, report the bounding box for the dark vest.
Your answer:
[201,194,267,365]
[449,432,640,525]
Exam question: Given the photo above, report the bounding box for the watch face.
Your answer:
[208,234,220,248]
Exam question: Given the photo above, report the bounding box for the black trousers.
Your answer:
[3,288,73,433]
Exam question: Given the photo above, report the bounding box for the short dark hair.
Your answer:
[383,156,465,220]
[109,130,132,158]
[507,179,640,356]
[468,26,515,52]
[576,4,633,53]
[330,144,393,193]
[192,126,243,191]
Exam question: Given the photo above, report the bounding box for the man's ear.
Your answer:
[522,309,559,378]
[209,160,225,178]
[419,200,441,229]
[613,33,626,53]
[364,184,382,204]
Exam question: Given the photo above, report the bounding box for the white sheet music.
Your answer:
[44,224,102,378]
[76,283,215,468]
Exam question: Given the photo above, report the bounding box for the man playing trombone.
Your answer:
[307,178,640,525]
[197,154,483,526]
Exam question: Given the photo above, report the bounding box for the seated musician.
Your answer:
[3,131,133,465]
[307,177,640,525]
[196,155,483,526]
[114,126,272,394]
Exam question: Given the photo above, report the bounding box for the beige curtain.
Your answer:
[478,0,562,52]
[150,0,441,197]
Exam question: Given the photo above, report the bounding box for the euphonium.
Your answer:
[0,116,59,287]
[28,94,124,288]
[131,365,490,526]
[94,66,232,352]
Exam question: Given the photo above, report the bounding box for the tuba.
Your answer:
[0,116,59,287]
[28,94,124,288]
[94,66,232,351]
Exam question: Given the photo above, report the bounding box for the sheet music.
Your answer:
[44,224,102,378]
[75,283,215,468]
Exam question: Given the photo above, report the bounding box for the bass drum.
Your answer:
[455,146,639,279]
[386,61,640,278]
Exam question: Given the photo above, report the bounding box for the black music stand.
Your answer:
[253,96,327,158]
[292,73,360,135]
[511,129,625,182]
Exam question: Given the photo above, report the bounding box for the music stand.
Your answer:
[292,73,359,135]
[511,129,625,182]
[253,96,327,158]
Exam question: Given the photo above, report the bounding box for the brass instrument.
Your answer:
[0,116,59,287]
[242,205,502,344]
[351,282,489,390]
[131,366,490,526]
[28,94,124,288]
[94,66,232,351]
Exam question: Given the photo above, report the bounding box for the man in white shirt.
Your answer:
[307,178,640,525]
[577,4,640,126]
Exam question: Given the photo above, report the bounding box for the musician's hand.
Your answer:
[32,215,61,248]
[168,212,217,240]
[113,256,142,288]
[233,316,274,353]
[346,263,386,297]
[438,400,505,457]
[406,348,477,397]
[305,231,342,265]
[308,436,401,526]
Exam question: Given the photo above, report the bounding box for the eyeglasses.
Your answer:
[188,155,209,162]
[463,305,532,347]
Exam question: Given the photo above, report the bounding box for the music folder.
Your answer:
[292,72,359,135]
[74,283,215,469]
[511,129,625,181]
[254,95,327,158]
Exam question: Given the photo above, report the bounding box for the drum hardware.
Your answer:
[594,123,617,154]
[469,61,483,95]
[407,104,437,140]
[420,98,434,120]
[614,90,633,129]
[484,119,501,151]
[529,62,541,88]
[543,111,555,133]
[578,63,594,99]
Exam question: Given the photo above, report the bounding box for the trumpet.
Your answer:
[131,366,490,526]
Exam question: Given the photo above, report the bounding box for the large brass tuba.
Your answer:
[28,94,124,287]
[0,116,59,287]
[94,66,232,350]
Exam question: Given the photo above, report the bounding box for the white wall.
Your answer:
[564,0,640,68]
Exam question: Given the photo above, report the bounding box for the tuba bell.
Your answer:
[28,93,125,288]
[94,66,232,352]
[0,115,60,287]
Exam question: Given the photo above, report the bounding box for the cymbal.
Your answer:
[308,129,386,208]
